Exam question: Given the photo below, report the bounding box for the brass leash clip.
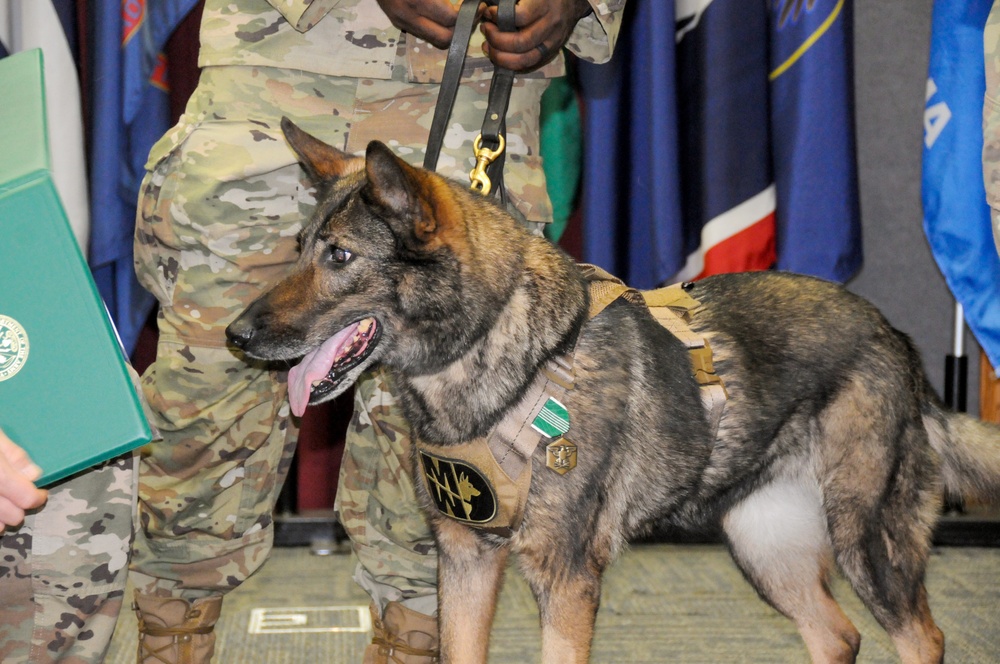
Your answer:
[469,133,505,196]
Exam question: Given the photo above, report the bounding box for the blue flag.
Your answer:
[87,0,199,356]
[578,0,682,289]
[922,0,1000,369]
[578,0,861,287]
[770,0,862,281]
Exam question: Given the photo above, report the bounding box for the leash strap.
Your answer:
[423,0,482,172]
[478,1,515,203]
[423,0,517,200]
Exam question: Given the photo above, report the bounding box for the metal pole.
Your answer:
[945,302,968,412]
[8,0,22,53]
[943,302,968,515]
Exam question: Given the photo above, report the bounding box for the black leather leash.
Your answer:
[423,0,517,202]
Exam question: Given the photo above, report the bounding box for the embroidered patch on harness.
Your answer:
[419,451,498,524]
[531,397,570,438]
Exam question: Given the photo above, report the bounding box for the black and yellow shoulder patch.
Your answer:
[419,450,498,524]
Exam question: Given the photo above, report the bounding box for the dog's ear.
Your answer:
[363,141,439,245]
[281,117,362,185]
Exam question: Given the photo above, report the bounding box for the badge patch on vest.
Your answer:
[419,451,498,524]
[546,437,577,475]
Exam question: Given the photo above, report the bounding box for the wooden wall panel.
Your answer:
[981,351,1000,424]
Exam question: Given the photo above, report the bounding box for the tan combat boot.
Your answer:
[134,592,223,664]
[364,601,440,663]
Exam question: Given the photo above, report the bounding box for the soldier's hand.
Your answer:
[376,0,461,50]
[0,428,47,534]
[480,0,592,72]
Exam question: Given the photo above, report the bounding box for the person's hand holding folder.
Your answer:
[0,428,47,532]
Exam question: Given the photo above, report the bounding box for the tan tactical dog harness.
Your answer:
[417,266,728,537]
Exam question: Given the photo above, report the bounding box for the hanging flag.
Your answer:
[578,0,682,289]
[923,0,1000,369]
[671,0,777,281]
[578,0,861,287]
[0,0,90,255]
[770,0,862,281]
[87,0,200,356]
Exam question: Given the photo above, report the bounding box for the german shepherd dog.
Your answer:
[227,119,1000,664]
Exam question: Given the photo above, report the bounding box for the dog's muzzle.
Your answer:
[226,311,382,418]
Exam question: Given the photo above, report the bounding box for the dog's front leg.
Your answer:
[434,518,510,664]
[520,554,602,664]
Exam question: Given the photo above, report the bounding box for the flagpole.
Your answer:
[945,301,967,412]
[8,0,22,53]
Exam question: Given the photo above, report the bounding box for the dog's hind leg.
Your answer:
[434,519,510,664]
[723,475,862,664]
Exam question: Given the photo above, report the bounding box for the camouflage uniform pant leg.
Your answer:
[0,455,138,664]
[335,367,439,617]
[129,66,360,599]
[985,1,1000,254]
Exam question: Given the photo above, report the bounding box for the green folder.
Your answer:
[0,49,151,486]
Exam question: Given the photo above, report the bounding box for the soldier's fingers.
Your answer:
[420,0,460,28]
[7,449,42,483]
[480,16,557,73]
[0,474,47,511]
[0,475,45,513]
[481,19,549,55]
[0,431,42,482]
[0,496,28,530]
[0,430,31,468]
[481,41,553,72]
[481,1,546,30]
[378,0,457,48]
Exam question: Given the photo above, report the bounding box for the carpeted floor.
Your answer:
[107,542,1000,663]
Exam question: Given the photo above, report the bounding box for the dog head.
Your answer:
[226,118,526,416]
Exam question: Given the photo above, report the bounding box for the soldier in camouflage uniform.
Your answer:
[131,1,624,662]
[986,1,1000,254]
[0,456,137,664]
[0,367,145,664]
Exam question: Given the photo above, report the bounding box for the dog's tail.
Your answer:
[924,391,1000,504]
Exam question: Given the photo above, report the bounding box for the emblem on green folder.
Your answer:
[0,315,29,382]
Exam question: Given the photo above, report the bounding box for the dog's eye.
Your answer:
[328,246,353,264]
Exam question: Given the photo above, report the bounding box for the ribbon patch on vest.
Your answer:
[419,451,498,524]
[531,397,570,438]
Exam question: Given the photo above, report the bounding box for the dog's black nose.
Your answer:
[226,318,254,350]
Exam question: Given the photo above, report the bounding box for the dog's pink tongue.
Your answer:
[287,324,358,417]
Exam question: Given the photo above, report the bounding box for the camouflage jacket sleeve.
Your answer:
[266,0,341,31]
[565,0,628,64]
